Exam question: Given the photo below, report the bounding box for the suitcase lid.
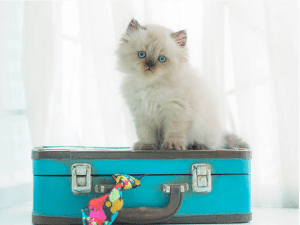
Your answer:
[32,146,251,176]
[32,146,251,160]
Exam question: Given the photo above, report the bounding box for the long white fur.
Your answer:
[117,21,224,150]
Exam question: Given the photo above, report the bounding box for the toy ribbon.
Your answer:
[82,174,141,225]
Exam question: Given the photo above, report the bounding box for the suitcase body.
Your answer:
[32,147,251,224]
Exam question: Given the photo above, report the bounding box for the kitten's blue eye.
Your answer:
[138,51,146,58]
[158,56,166,63]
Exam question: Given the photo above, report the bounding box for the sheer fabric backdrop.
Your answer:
[0,1,298,208]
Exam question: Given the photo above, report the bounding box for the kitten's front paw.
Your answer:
[133,142,157,150]
[161,140,186,150]
[187,142,209,150]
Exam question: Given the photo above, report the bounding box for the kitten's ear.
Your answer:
[126,18,146,32]
[171,30,187,47]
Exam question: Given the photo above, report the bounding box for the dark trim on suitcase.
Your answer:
[32,213,252,224]
[32,147,252,160]
[167,213,252,224]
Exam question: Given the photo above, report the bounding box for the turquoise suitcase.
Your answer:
[32,147,252,224]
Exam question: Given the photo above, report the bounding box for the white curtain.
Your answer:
[1,0,298,208]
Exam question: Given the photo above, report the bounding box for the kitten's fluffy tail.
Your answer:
[221,132,250,149]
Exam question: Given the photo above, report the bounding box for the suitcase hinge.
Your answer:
[71,163,92,194]
[192,163,212,193]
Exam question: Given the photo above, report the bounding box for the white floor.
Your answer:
[0,201,298,225]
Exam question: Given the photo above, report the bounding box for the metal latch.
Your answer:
[71,163,92,194]
[192,163,212,193]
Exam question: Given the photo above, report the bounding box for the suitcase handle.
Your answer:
[116,184,183,224]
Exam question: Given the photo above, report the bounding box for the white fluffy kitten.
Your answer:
[117,19,248,150]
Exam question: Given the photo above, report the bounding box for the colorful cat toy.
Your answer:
[81,174,141,225]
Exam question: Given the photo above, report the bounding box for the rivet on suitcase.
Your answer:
[31,146,252,224]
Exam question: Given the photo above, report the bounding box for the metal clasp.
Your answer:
[162,183,189,193]
[192,163,212,193]
[71,163,92,194]
[94,184,115,193]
